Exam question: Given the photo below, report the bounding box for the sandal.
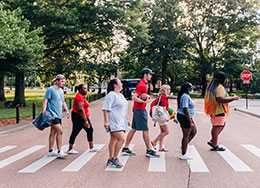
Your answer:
[159,148,168,152]
[151,142,157,150]
[210,145,225,151]
[207,141,214,148]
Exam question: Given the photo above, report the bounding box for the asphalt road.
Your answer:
[0,98,260,188]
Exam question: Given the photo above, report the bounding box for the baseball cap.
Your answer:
[141,68,154,75]
[52,74,65,81]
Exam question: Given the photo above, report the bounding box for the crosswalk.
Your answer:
[0,144,260,173]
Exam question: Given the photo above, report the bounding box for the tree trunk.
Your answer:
[14,72,26,106]
[162,58,167,84]
[98,75,102,94]
[229,81,233,93]
[0,74,6,102]
[201,73,207,96]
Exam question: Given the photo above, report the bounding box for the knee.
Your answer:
[120,137,126,143]
[57,129,63,135]
[164,129,169,135]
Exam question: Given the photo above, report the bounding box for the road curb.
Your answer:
[234,108,260,119]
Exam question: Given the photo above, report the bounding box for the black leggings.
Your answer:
[69,111,93,144]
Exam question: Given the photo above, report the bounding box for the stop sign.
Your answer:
[241,70,252,83]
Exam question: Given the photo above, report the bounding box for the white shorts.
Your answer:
[158,121,168,126]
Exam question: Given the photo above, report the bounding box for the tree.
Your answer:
[119,0,189,87]
[180,0,259,95]
[0,3,45,105]
[3,0,127,85]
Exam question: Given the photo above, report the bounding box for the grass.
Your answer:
[0,89,102,119]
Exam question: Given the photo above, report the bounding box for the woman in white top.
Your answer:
[102,78,130,168]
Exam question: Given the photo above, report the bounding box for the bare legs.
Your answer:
[109,132,125,159]
[124,129,152,150]
[211,125,225,147]
[181,125,197,155]
[49,124,63,151]
[152,125,169,150]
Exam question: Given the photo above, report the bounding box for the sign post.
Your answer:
[240,70,252,109]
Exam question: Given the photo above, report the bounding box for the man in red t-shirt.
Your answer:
[122,68,160,157]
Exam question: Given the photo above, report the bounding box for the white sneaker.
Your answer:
[89,148,98,152]
[177,147,182,153]
[57,150,68,158]
[67,149,78,155]
[47,150,57,157]
[180,153,193,160]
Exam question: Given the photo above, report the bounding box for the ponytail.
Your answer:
[74,84,84,93]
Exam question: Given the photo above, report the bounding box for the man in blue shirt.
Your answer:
[43,74,70,158]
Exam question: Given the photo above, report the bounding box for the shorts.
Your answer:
[177,113,193,128]
[52,118,62,125]
[211,113,225,126]
[132,109,148,131]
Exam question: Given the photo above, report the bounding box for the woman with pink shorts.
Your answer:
[204,72,239,151]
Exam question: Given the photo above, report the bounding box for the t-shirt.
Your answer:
[133,79,147,110]
[178,93,194,118]
[72,93,89,118]
[102,91,128,131]
[150,94,169,113]
[215,85,228,115]
[44,86,65,118]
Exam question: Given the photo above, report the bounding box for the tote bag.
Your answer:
[152,95,170,123]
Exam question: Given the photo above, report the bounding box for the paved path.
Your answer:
[0,98,260,188]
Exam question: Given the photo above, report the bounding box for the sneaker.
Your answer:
[177,147,182,153]
[146,150,160,158]
[180,153,193,160]
[108,158,123,168]
[122,148,136,156]
[114,158,123,166]
[47,150,57,157]
[106,159,113,166]
[57,150,68,158]
[89,148,98,152]
[67,149,78,155]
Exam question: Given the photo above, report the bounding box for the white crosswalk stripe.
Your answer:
[105,144,135,172]
[148,150,166,172]
[18,145,69,173]
[0,143,258,173]
[0,146,17,153]
[187,145,209,172]
[62,144,104,172]
[241,144,260,158]
[0,145,45,169]
[217,145,253,172]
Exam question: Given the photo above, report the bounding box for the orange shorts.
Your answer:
[211,115,226,126]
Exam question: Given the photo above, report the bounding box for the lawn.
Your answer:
[0,89,102,119]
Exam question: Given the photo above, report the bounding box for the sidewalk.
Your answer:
[230,98,260,119]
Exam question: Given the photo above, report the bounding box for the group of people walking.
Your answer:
[43,69,239,169]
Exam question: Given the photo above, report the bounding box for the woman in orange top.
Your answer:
[204,72,238,151]
[67,84,97,154]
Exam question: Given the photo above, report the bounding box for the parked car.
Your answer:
[121,79,141,100]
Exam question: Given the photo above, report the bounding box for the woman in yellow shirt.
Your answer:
[204,72,238,151]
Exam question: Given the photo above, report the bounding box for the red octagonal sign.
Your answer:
[241,70,252,84]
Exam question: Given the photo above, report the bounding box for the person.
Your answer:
[102,78,131,168]
[204,71,239,151]
[122,68,159,157]
[42,74,70,158]
[177,82,197,160]
[67,84,97,154]
[150,85,171,152]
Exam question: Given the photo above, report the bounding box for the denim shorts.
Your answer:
[132,109,148,131]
